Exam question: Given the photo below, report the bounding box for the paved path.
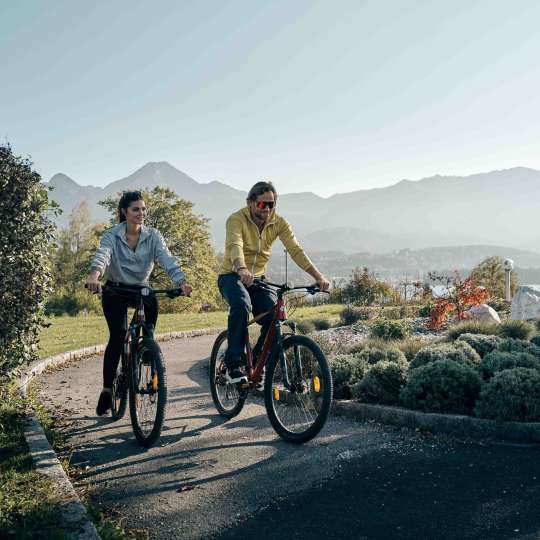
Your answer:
[38,334,540,540]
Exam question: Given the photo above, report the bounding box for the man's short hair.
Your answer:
[247,181,277,202]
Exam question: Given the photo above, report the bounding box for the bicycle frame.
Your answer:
[245,288,296,389]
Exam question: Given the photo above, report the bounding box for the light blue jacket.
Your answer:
[90,223,186,286]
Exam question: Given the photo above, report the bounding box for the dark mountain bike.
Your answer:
[210,279,333,444]
[100,284,185,447]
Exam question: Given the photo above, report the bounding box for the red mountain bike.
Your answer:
[210,279,333,444]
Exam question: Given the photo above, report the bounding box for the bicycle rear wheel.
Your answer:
[264,334,332,443]
[129,338,167,447]
[111,359,127,420]
[209,330,247,418]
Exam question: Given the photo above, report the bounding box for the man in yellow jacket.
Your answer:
[218,181,330,383]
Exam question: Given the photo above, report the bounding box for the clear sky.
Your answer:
[1,0,539,196]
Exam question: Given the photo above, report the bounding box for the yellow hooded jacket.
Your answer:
[219,207,313,277]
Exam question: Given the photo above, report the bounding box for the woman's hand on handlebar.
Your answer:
[180,282,192,297]
[85,271,102,294]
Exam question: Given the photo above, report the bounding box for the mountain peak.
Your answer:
[48,173,77,187]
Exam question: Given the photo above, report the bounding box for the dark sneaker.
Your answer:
[225,367,248,384]
[255,367,265,392]
[96,390,112,416]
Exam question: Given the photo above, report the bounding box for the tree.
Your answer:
[428,271,490,330]
[469,256,518,299]
[343,267,400,306]
[46,201,104,315]
[0,145,57,377]
[99,186,220,311]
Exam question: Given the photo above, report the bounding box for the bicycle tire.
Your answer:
[209,330,246,418]
[111,359,127,420]
[264,334,332,444]
[129,338,167,447]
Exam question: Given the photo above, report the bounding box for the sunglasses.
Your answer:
[255,201,275,209]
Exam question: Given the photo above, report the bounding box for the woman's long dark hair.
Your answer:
[117,191,144,223]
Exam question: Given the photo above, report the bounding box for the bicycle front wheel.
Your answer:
[264,334,332,444]
[209,330,247,418]
[111,359,127,421]
[129,338,167,447]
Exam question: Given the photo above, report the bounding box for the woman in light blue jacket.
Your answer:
[86,191,192,416]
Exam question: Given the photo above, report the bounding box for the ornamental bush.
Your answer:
[497,338,540,359]
[312,317,332,331]
[410,341,480,370]
[475,368,540,422]
[357,346,407,366]
[456,333,503,358]
[340,305,373,326]
[497,320,535,341]
[478,351,540,380]
[530,335,540,348]
[369,318,410,341]
[446,320,499,341]
[397,337,431,362]
[400,360,481,415]
[328,354,356,399]
[296,319,316,334]
[352,361,408,405]
[0,146,56,378]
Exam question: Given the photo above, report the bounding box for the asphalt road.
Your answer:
[38,334,540,540]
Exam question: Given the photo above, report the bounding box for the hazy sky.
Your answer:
[2,0,540,196]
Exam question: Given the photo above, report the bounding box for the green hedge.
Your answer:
[456,333,503,358]
[400,360,481,415]
[478,351,540,380]
[475,368,540,422]
[352,361,408,405]
[410,341,480,370]
[370,318,410,341]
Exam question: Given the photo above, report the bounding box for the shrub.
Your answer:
[328,354,356,399]
[349,359,369,386]
[497,338,540,359]
[456,333,503,358]
[0,146,56,378]
[312,317,332,331]
[497,320,535,341]
[296,319,316,334]
[400,360,482,415]
[446,320,499,341]
[534,318,540,332]
[397,337,430,362]
[410,341,480,370]
[478,351,540,380]
[475,368,540,422]
[340,305,373,326]
[357,346,407,366]
[370,318,410,341]
[419,302,434,317]
[531,335,540,348]
[352,361,408,405]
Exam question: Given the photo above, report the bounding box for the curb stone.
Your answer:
[18,327,222,540]
[332,400,540,444]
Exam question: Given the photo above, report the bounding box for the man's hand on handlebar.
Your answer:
[237,268,254,287]
[316,274,331,292]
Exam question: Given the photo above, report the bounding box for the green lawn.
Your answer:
[38,304,343,358]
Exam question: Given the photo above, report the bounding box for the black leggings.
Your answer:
[101,286,158,388]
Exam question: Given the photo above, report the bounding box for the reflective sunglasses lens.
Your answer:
[256,201,274,209]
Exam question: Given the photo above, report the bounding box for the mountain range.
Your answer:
[45,163,540,274]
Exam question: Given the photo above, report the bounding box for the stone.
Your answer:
[510,285,540,320]
[468,304,501,323]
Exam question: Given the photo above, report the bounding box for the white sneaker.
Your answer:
[225,367,248,384]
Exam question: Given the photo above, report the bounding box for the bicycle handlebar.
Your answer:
[85,283,186,299]
[252,278,329,295]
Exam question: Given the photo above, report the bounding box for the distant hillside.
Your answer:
[45,163,540,253]
[265,245,540,283]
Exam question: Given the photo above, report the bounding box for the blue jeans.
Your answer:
[217,273,277,369]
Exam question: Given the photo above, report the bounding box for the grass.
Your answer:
[38,304,343,358]
[0,382,147,539]
[0,385,66,539]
